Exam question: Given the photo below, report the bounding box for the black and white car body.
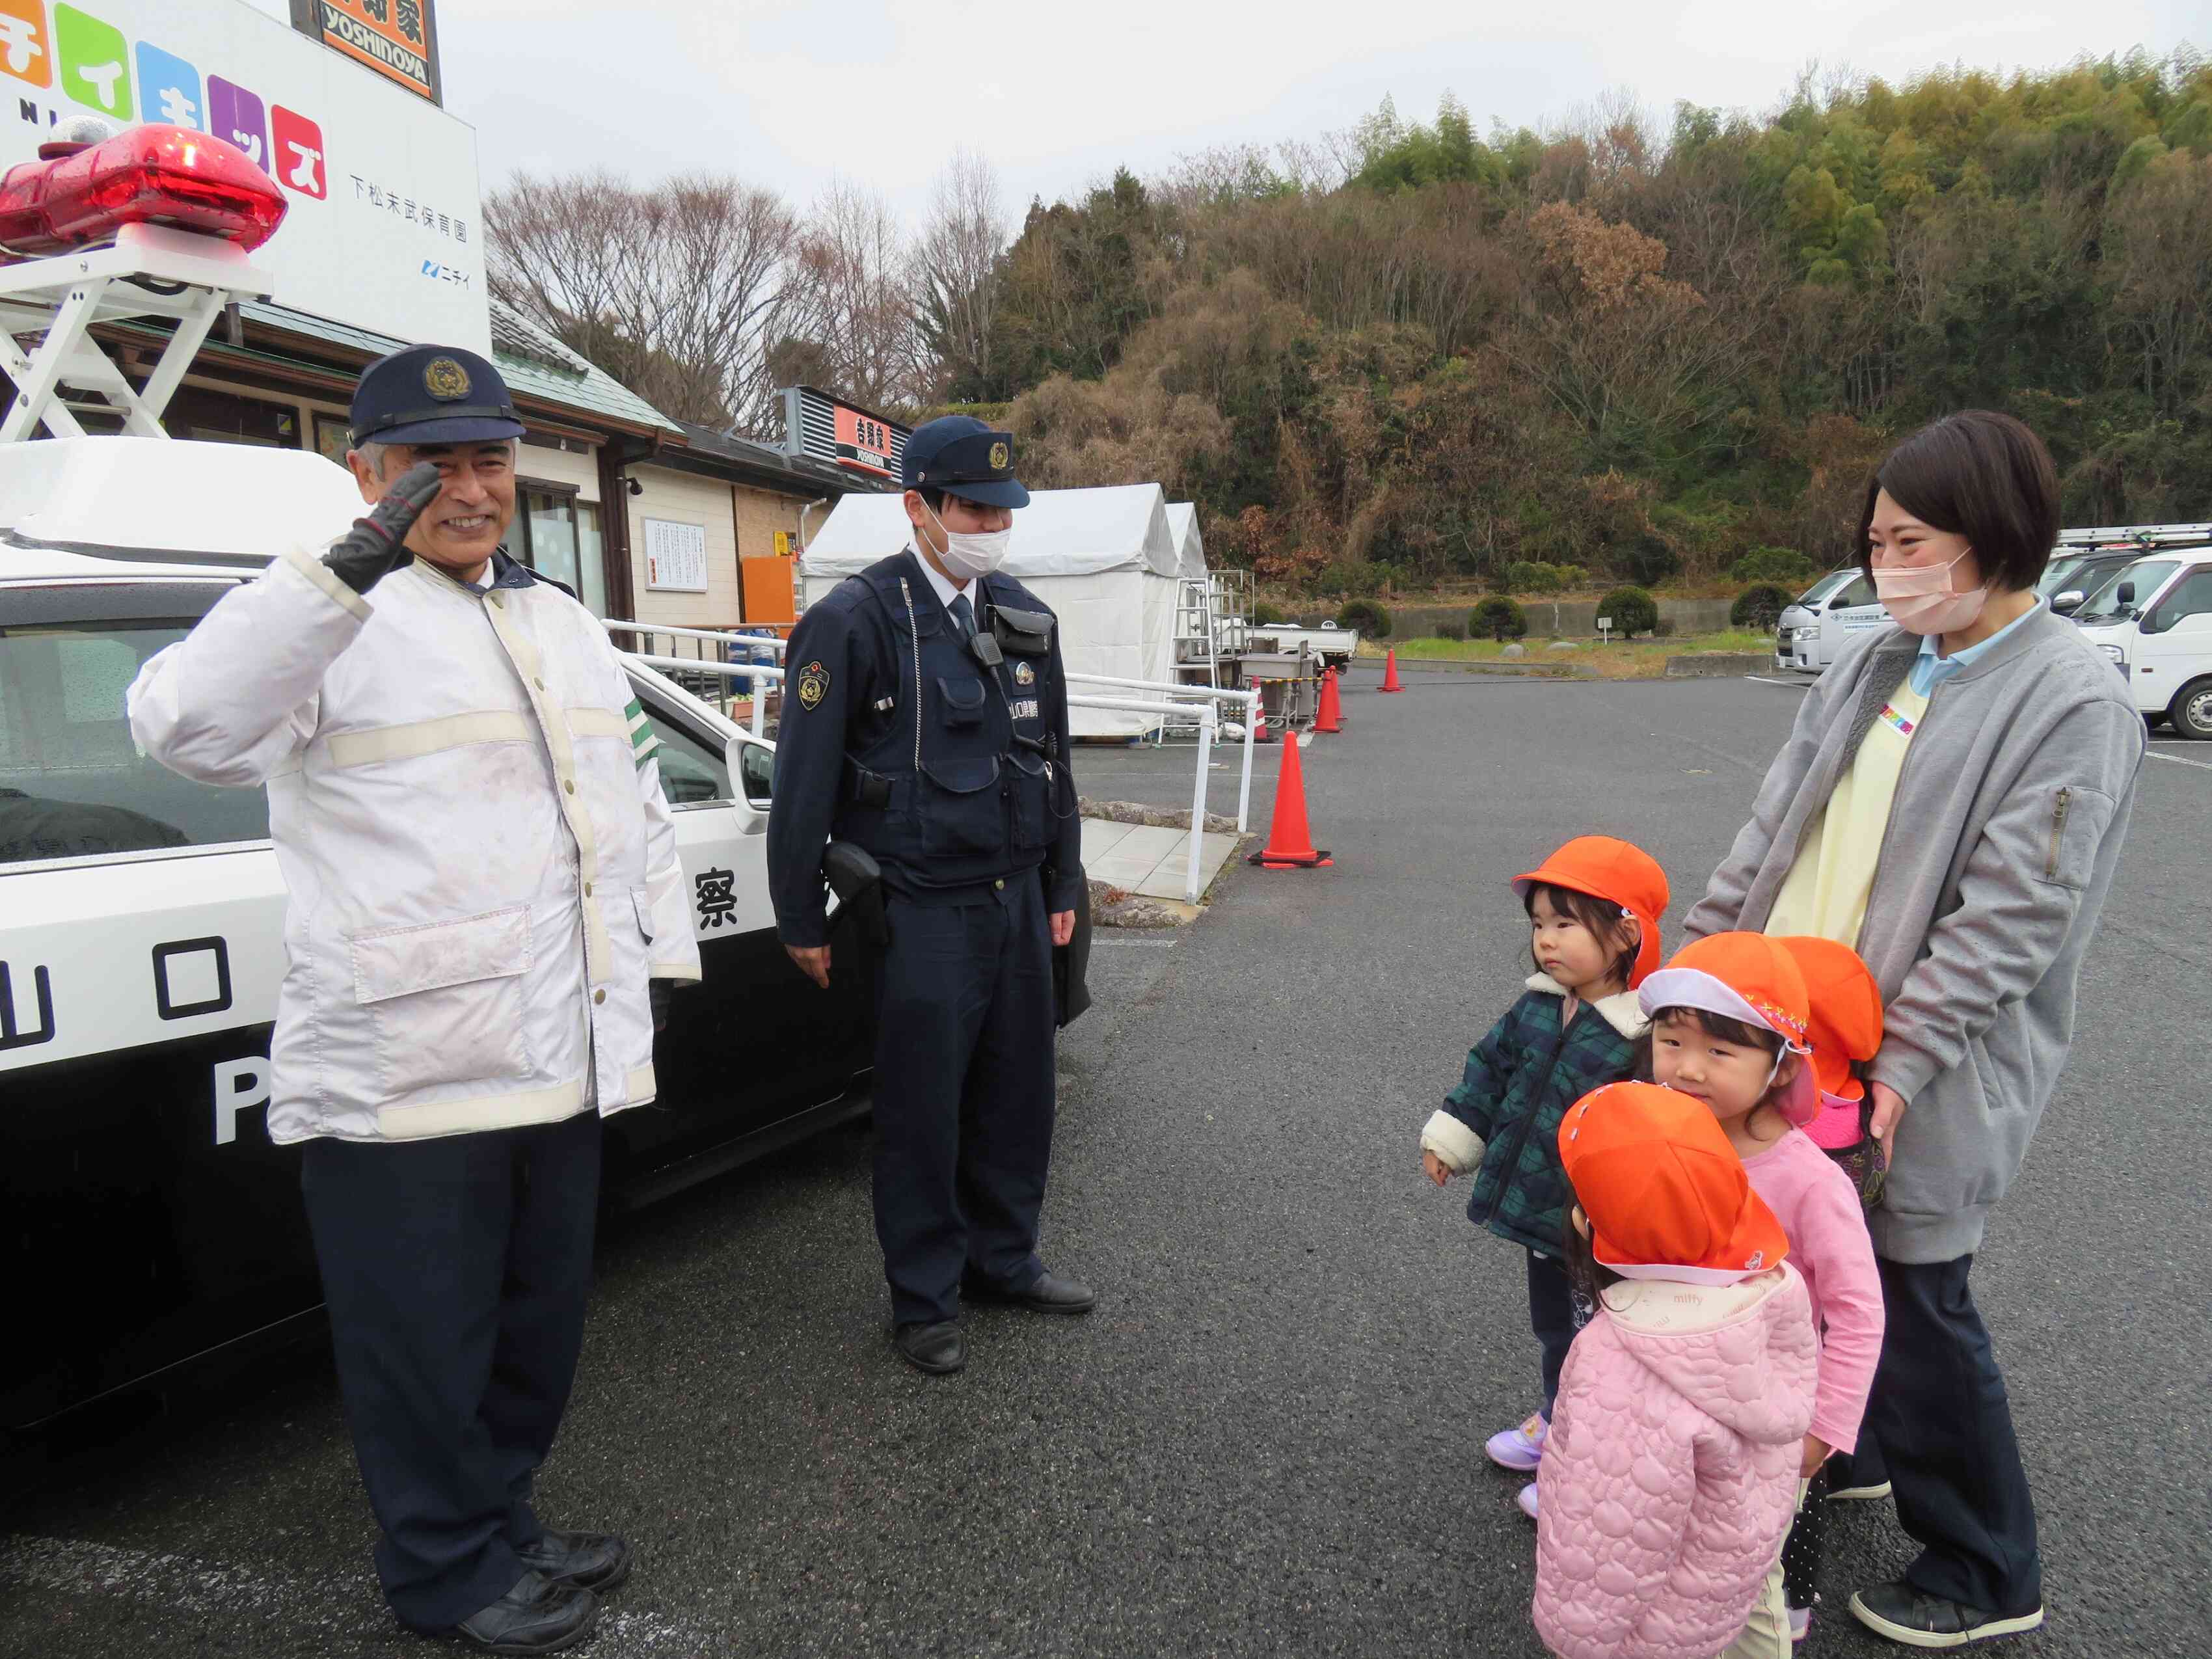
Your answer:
[1,435,876,1445]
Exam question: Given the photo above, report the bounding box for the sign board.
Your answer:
[288,0,438,104]
[643,517,707,593]
[772,530,790,556]
[780,385,908,482]
[1,0,489,355]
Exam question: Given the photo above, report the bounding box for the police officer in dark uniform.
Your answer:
[768,416,1094,1375]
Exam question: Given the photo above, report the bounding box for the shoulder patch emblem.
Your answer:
[796,660,831,710]
[1013,659,1035,686]
[424,357,471,401]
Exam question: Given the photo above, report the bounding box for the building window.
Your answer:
[517,486,608,618]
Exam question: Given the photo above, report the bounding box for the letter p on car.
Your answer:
[213,1057,270,1146]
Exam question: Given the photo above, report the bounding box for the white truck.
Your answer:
[2070,550,2212,739]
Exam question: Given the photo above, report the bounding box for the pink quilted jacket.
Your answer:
[1532,1265,1818,1659]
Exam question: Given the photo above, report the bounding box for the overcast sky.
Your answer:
[245,0,2202,225]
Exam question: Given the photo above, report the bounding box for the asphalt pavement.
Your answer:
[4,661,2205,1657]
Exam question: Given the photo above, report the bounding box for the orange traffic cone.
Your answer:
[1248,725,1332,868]
[1250,677,1275,743]
[1377,648,1403,693]
[1314,667,1343,733]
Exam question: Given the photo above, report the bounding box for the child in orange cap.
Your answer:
[1534,1081,1818,1659]
[1774,936,1887,1207]
[1638,934,1885,1649]
[1418,835,1667,1520]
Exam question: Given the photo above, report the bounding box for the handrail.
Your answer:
[1068,693,1218,903]
[1064,671,1256,833]
[605,619,789,654]
[631,653,785,740]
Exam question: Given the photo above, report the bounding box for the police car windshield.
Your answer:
[1,621,271,867]
[1796,569,1855,606]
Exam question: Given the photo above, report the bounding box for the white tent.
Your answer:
[800,485,1181,737]
[1165,502,1207,579]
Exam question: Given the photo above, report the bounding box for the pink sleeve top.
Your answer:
[1742,1129,1885,1454]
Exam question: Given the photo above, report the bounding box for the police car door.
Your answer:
[602,664,872,1185]
[1,574,311,1435]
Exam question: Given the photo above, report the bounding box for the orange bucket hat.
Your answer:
[1512,835,1670,988]
[1558,1082,1790,1284]
[1774,936,1884,1150]
[1638,932,1820,1129]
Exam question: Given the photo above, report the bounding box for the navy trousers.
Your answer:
[300,1111,601,1632]
[1863,1253,2042,1616]
[871,876,1057,1328]
[1527,1248,1578,1420]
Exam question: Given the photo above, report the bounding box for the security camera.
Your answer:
[627,477,643,497]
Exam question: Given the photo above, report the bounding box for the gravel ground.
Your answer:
[4,662,2205,1657]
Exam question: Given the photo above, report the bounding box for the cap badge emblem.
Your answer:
[1014,660,1035,686]
[424,357,471,401]
[988,440,1010,470]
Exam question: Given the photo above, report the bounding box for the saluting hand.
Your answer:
[785,943,831,990]
[323,461,442,595]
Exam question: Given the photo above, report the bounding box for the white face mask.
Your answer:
[1872,548,1988,636]
[925,501,1011,582]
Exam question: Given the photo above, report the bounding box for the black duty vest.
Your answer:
[837,556,1066,897]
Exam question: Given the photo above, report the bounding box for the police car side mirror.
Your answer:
[2053,589,2085,614]
[727,736,772,833]
[2115,582,2137,608]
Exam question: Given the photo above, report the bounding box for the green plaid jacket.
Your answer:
[1443,978,1645,1256]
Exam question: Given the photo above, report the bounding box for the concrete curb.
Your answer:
[1664,653,1773,678]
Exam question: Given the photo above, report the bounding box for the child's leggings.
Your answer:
[1781,1464,1833,1609]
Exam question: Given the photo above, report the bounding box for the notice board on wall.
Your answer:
[643,518,707,592]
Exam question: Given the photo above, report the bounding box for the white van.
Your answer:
[2070,552,2212,739]
[1774,569,1883,672]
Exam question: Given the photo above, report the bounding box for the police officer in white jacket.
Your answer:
[128,345,701,1656]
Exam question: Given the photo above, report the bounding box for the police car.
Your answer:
[0,435,878,1448]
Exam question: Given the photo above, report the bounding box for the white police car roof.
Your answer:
[1,437,360,575]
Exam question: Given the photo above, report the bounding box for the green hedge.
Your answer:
[1470,597,1529,641]
[1337,598,1392,639]
[1596,586,1660,638]
[1729,546,1817,584]
[1731,584,1796,630]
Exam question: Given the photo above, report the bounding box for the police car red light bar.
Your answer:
[0,126,289,259]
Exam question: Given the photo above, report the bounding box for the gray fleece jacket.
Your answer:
[1684,608,2145,1262]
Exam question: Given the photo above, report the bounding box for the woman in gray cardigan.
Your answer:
[1684,412,2145,1649]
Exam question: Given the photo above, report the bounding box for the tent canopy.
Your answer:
[803,484,1180,581]
[1165,502,1207,579]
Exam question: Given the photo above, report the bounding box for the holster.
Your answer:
[822,841,889,949]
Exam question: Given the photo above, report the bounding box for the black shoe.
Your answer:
[1827,1450,1892,1500]
[964,1269,1097,1315]
[1848,1581,2045,1648]
[515,1528,630,1595]
[893,1319,966,1374]
[445,1571,599,1654]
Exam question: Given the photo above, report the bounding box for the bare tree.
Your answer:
[911,150,1008,403]
[485,170,803,432]
[787,177,928,415]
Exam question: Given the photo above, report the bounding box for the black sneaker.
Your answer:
[1849,1581,2045,1648]
[444,1570,599,1654]
[1826,1451,1892,1500]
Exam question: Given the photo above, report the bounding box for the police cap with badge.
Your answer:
[903,414,1031,509]
[350,344,526,447]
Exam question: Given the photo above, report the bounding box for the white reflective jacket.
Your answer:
[128,544,702,1144]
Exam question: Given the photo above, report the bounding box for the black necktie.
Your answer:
[949,593,976,642]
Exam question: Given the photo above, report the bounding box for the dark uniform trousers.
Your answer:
[872,874,1057,1328]
[300,1110,601,1631]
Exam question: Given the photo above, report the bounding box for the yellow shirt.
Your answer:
[1766,681,1929,946]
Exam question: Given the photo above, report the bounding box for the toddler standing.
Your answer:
[1638,933,1885,1652]
[1419,835,1667,1519]
[1534,1081,1818,1659]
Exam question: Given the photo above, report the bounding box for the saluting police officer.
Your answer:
[129,346,701,1654]
[768,416,1094,1375]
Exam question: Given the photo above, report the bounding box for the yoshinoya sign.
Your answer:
[1,0,488,355]
[780,386,908,481]
[288,0,439,105]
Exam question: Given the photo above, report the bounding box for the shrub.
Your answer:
[1252,599,1285,626]
[1336,597,1392,639]
[1434,621,1466,641]
[1621,536,1680,587]
[1470,597,1528,642]
[1502,560,1582,595]
[1317,558,1387,597]
[1729,546,1816,585]
[1596,586,1660,638]
[1731,583,1796,631]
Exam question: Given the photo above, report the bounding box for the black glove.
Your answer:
[649,977,671,1032]
[322,461,442,595]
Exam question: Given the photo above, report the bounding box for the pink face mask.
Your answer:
[1873,549,1988,636]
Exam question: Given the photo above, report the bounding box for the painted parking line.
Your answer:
[2149,749,2212,772]
[1744,675,1812,688]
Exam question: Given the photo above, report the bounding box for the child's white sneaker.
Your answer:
[1516,1481,1540,1520]
[1485,1412,1548,1471]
